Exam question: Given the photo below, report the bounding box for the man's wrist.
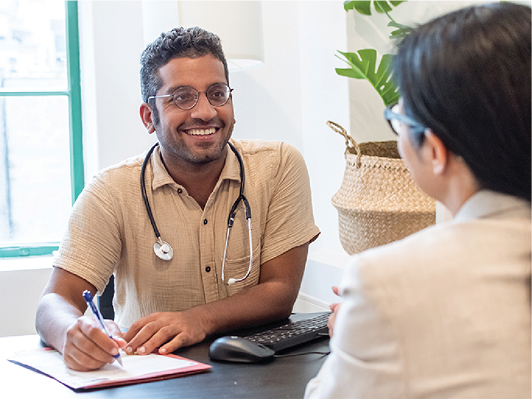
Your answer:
[183,305,216,336]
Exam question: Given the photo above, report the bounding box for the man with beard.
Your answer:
[36,26,320,371]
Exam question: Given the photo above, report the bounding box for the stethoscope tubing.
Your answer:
[141,143,163,239]
[141,142,253,285]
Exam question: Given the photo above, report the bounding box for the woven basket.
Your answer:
[328,121,436,255]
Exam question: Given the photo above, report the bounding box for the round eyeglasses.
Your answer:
[148,83,233,110]
[384,103,427,136]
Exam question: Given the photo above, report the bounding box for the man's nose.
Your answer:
[190,92,217,121]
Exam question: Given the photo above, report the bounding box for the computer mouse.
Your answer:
[209,336,275,363]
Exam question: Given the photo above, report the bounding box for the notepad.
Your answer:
[8,348,211,391]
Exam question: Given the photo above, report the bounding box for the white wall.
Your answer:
[0,257,52,337]
[79,1,156,179]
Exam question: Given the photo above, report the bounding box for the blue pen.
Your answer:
[82,290,123,366]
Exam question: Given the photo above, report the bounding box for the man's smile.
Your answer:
[184,127,217,136]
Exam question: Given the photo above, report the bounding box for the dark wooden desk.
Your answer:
[1,314,330,398]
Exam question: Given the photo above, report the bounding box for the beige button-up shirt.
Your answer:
[55,139,320,328]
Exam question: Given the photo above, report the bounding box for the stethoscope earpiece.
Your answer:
[141,142,253,285]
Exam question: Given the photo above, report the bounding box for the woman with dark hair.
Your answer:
[305,3,531,398]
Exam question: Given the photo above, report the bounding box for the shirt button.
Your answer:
[177,188,183,194]
[203,219,208,225]
[205,266,211,272]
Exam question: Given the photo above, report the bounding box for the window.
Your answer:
[0,1,83,258]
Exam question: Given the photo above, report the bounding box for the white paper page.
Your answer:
[10,349,196,389]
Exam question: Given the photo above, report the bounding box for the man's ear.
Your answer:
[424,129,448,175]
[140,103,156,134]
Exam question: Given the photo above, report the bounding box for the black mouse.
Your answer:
[209,336,275,363]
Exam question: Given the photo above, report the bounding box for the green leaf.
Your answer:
[335,50,399,106]
[344,0,406,15]
[387,20,412,39]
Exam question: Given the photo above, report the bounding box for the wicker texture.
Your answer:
[328,121,436,255]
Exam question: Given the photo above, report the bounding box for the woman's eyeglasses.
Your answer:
[384,103,427,136]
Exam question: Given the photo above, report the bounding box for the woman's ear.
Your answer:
[424,129,449,175]
[140,103,156,134]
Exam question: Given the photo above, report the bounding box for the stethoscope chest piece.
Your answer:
[154,238,173,261]
[142,142,252,283]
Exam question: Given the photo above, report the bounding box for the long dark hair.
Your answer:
[393,3,531,202]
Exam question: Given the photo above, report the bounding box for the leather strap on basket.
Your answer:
[327,121,362,167]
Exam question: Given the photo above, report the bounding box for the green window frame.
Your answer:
[0,1,84,258]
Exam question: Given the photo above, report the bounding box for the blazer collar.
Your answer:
[455,190,531,223]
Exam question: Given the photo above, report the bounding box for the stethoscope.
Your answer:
[140,142,253,285]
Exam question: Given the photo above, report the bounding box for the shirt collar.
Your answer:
[220,141,243,183]
[150,142,242,191]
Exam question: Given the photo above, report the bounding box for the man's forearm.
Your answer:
[123,244,308,355]
[187,278,297,336]
[36,267,99,354]
[188,244,308,336]
[123,278,299,356]
[36,293,83,353]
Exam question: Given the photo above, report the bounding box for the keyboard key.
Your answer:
[242,312,331,352]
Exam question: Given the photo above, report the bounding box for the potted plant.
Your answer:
[328,0,505,254]
[329,1,436,256]
[336,1,513,104]
[335,0,412,107]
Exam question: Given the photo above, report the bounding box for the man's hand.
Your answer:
[123,310,209,356]
[36,267,126,372]
[122,244,311,356]
[328,286,342,338]
[63,316,127,371]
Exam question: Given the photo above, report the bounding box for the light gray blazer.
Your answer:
[305,191,531,399]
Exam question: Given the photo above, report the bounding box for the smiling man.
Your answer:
[36,27,320,371]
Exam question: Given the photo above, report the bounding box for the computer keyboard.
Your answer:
[242,312,331,352]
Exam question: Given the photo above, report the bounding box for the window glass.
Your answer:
[0,96,71,244]
[0,0,67,90]
[0,0,74,251]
